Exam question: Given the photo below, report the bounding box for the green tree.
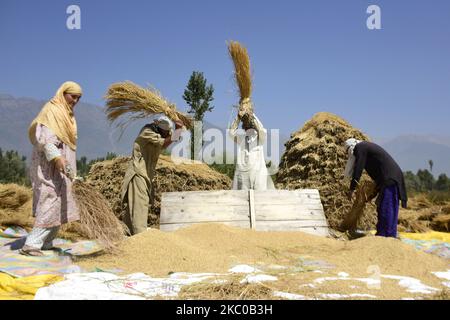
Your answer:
[428,159,434,173]
[435,173,450,191]
[417,169,435,191]
[77,152,118,178]
[0,148,29,185]
[404,171,421,193]
[182,71,215,160]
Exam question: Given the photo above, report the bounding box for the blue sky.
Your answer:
[1,0,450,140]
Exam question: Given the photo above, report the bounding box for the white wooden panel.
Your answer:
[160,204,249,224]
[159,189,330,236]
[162,190,248,205]
[160,221,250,232]
[255,206,325,221]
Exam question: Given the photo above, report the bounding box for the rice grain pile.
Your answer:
[276,112,377,230]
[77,223,449,299]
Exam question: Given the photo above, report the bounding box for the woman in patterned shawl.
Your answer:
[20,81,82,256]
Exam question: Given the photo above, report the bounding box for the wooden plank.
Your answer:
[255,220,328,228]
[255,225,330,237]
[255,206,326,221]
[160,205,249,224]
[162,190,248,205]
[161,222,329,237]
[249,190,256,229]
[254,192,321,205]
[160,221,250,232]
[159,189,330,237]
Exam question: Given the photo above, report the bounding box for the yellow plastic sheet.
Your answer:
[399,231,450,242]
[0,273,63,300]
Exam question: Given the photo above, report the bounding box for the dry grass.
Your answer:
[0,183,31,210]
[0,183,33,230]
[227,40,255,127]
[71,180,128,251]
[227,41,252,102]
[340,180,378,231]
[104,81,193,130]
[179,275,274,300]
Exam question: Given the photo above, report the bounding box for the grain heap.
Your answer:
[275,112,377,230]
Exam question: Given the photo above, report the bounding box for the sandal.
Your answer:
[19,245,44,257]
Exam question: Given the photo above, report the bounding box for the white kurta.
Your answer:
[229,115,275,190]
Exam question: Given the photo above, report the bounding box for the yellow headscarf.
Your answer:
[28,81,83,151]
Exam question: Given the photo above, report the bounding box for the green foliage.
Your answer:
[183,71,215,160]
[76,152,117,177]
[182,71,215,122]
[0,148,29,185]
[435,173,450,191]
[209,163,236,180]
[404,169,450,193]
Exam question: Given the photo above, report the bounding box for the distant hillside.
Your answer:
[2,94,447,175]
[0,94,288,164]
[0,94,133,160]
[380,135,450,177]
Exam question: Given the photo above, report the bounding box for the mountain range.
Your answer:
[1,94,449,176]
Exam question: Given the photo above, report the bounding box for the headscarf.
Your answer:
[343,138,362,178]
[154,115,172,131]
[28,81,82,151]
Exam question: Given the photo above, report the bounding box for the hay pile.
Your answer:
[85,155,232,226]
[0,183,33,229]
[77,223,449,299]
[398,195,450,233]
[276,112,377,230]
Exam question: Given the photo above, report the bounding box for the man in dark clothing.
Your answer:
[343,138,407,238]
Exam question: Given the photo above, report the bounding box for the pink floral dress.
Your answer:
[30,124,79,228]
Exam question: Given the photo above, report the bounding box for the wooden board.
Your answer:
[160,189,329,236]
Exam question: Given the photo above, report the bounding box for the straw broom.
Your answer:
[104,81,193,130]
[227,41,255,127]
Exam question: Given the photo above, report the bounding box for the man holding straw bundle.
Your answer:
[121,116,183,235]
[227,40,275,191]
[229,100,275,190]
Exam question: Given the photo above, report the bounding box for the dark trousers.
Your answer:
[376,184,399,238]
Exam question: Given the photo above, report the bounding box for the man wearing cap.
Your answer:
[342,138,408,238]
[121,116,183,235]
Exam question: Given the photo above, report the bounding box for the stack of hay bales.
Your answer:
[85,155,232,227]
[276,112,377,230]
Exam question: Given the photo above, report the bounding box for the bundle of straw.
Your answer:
[104,81,193,130]
[340,180,378,231]
[227,40,254,125]
[72,180,128,252]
